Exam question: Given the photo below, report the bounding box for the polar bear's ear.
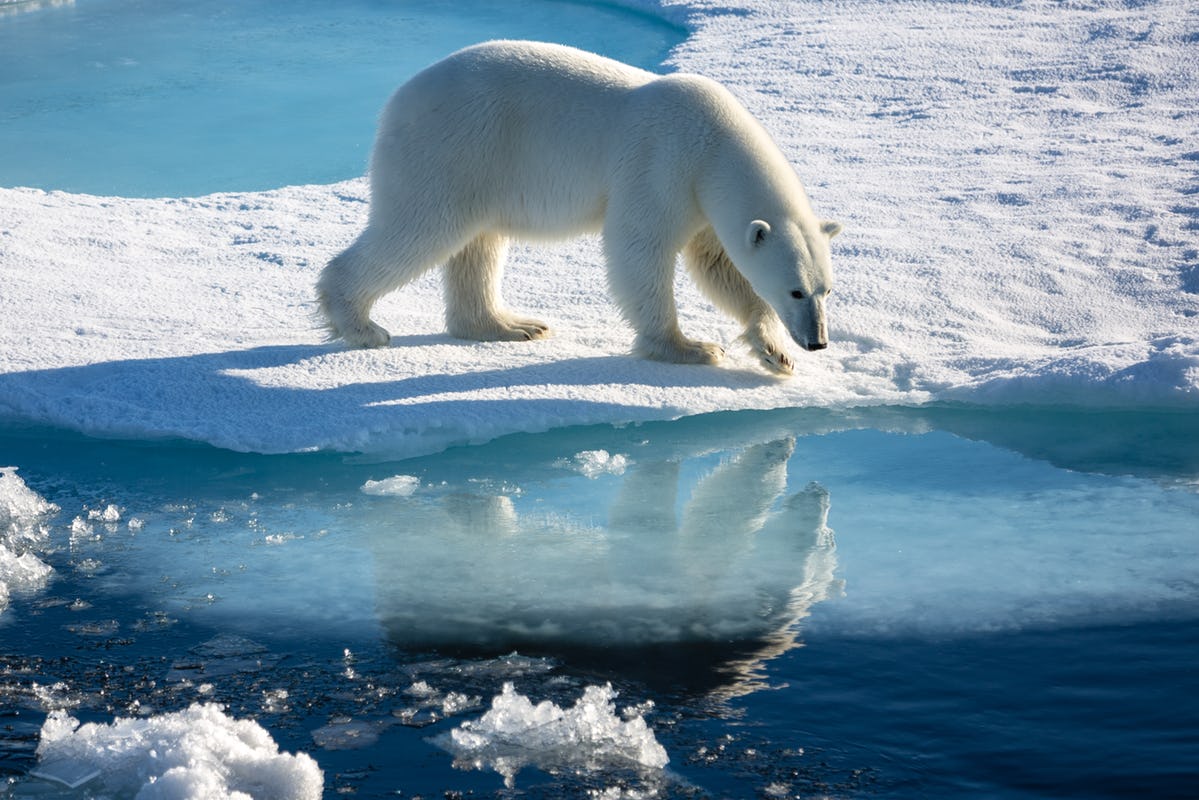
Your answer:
[821,220,844,239]
[746,220,772,250]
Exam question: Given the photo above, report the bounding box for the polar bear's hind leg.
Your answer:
[444,233,550,342]
[317,239,394,348]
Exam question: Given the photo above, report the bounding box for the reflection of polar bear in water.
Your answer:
[363,434,840,695]
[318,40,841,374]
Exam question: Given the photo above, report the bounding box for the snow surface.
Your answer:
[0,0,1194,457]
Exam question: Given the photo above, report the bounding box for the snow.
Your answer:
[0,0,1193,458]
[31,703,323,799]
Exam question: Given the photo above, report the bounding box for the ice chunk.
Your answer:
[310,719,380,750]
[442,683,667,788]
[87,504,121,523]
[28,757,101,789]
[0,547,52,599]
[0,467,58,614]
[0,466,57,545]
[360,474,420,496]
[32,703,323,799]
[559,450,629,478]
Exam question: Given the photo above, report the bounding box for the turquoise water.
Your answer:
[0,0,683,197]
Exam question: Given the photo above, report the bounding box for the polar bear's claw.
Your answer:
[758,344,795,375]
[510,316,551,340]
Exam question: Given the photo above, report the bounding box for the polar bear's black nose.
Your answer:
[806,342,828,352]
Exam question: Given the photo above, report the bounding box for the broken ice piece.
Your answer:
[29,757,101,789]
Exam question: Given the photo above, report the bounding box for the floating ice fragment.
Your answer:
[32,703,323,799]
[442,682,668,789]
[0,468,58,615]
[0,467,59,540]
[557,450,629,478]
[166,634,280,681]
[31,681,80,712]
[360,474,421,496]
[404,680,437,698]
[29,756,101,790]
[87,504,121,523]
[0,547,52,604]
[311,719,380,750]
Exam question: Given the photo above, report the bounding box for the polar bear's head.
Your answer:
[737,217,842,352]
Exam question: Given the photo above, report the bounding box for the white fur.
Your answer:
[317,40,841,373]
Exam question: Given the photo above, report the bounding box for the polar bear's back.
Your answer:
[368,41,665,237]
[385,40,653,126]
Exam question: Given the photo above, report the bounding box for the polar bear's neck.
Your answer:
[669,76,816,234]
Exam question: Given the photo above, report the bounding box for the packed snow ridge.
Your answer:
[0,0,1195,462]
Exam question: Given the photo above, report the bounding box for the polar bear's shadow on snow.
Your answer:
[0,340,779,448]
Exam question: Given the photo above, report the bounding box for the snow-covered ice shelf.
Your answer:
[1,0,1195,458]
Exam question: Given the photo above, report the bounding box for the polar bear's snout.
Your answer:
[783,295,828,353]
[805,302,828,351]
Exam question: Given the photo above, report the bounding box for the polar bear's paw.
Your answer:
[742,316,794,376]
[755,342,795,376]
[339,319,392,349]
[448,313,551,342]
[636,334,724,366]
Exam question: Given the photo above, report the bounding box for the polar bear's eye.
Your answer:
[790,290,806,300]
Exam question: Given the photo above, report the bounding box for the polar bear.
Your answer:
[317,40,841,374]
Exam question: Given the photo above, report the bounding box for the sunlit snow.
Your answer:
[0,0,1194,458]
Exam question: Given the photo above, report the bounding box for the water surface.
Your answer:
[0,0,683,196]
[2,406,1196,797]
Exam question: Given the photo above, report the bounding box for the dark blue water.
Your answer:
[0,0,683,197]
[2,406,1197,797]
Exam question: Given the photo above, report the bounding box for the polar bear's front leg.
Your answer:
[683,227,794,375]
[444,233,551,342]
[603,223,723,366]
